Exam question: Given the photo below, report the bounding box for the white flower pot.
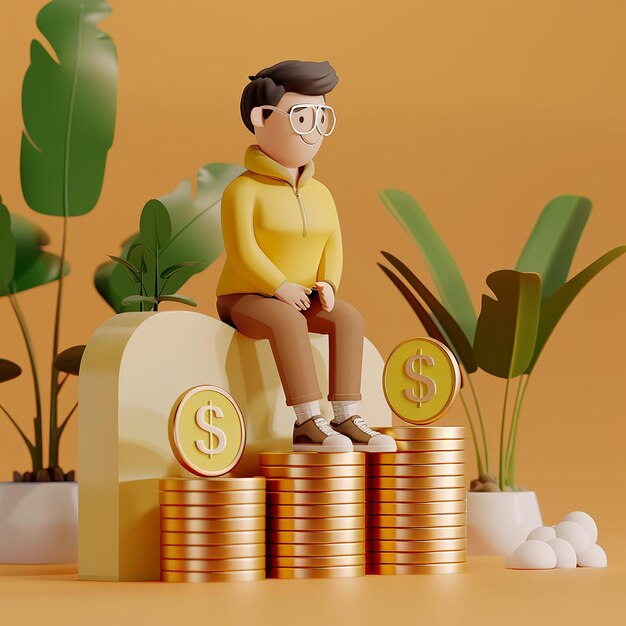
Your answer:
[467,491,543,556]
[0,482,78,563]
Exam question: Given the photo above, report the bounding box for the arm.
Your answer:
[316,197,343,293]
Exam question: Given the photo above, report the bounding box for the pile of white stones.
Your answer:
[506,511,607,569]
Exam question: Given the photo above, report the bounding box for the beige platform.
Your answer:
[78,311,391,581]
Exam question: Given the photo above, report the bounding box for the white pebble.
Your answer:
[547,538,577,569]
[577,544,607,568]
[553,521,592,555]
[527,526,556,542]
[507,540,557,570]
[563,511,598,544]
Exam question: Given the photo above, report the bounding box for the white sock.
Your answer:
[331,401,357,424]
[293,401,321,425]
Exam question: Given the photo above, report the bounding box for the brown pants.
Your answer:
[217,292,364,406]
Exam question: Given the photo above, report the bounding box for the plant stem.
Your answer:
[467,375,490,474]
[0,403,37,466]
[58,401,78,436]
[7,291,43,471]
[498,378,511,490]
[459,389,484,476]
[505,375,531,487]
[57,373,69,393]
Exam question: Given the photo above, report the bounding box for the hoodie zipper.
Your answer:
[258,173,309,237]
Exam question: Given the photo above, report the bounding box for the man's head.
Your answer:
[240,60,339,168]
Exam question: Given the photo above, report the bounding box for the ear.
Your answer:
[250,107,265,128]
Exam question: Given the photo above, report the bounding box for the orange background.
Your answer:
[1,0,625,556]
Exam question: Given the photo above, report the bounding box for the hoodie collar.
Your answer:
[244,145,315,189]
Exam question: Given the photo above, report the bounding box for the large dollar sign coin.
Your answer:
[383,337,461,425]
[168,385,245,477]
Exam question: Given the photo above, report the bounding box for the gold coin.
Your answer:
[267,529,366,544]
[159,477,266,492]
[266,565,365,579]
[160,503,265,519]
[383,337,461,425]
[368,513,467,527]
[161,544,265,560]
[168,385,246,477]
[265,477,365,492]
[267,490,363,506]
[366,487,466,503]
[161,570,265,583]
[367,526,467,541]
[268,503,365,519]
[161,557,266,572]
[161,517,265,533]
[367,502,466,516]
[367,476,465,490]
[161,531,265,546]
[267,555,365,568]
[159,490,265,506]
[368,451,465,465]
[394,440,465,452]
[377,426,466,440]
[366,563,467,575]
[271,542,365,557]
[260,465,365,479]
[268,516,364,532]
[367,550,466,565]
[259,452,364,466]
[366,463,465,477]
[366,538,467,552]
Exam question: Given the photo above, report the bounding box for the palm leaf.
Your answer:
[20,0,118,216]
[0,199,16,291]
[474,270,541,379]
[156,294,198,307]
[516,195,592,302]
[0,359,22,383]
[379,189,477,342]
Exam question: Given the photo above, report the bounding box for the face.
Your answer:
[251,92,327,168]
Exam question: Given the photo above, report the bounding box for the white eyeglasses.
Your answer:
[258,103,337,136]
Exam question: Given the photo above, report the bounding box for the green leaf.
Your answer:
[474,270,541,379]
[0,198,16,291]
[156,294,198,307]
[381,251,477,373]
[0,359,22,383]
[160,260,205,280]
[8,253,70,295]
[53,345,86,376]
[20,0,118,216]
[516,196,592,302]
[121,295,157,307]
[526,245,626,373]
[378,189,477,342]
[108,255,140,282]
[140,199,172,252]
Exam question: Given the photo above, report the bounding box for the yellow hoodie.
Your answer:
[216,145,343,297]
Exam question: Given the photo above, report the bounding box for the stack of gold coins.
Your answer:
[366,426,467,575]
[259,452,366,579]
[159,477,266,582]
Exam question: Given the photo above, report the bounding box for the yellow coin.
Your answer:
[268,503,365,519]
[259,452,364,466]
[161,531,265,546]
[168,385,246,477]
[366,463,465,477]
[368,451,465,465]
[383,337,461,425]
[266,565,365,579]
[267,529,365,544]
[161,517,265,533]
[159,477,265,491]
[161,570,265,583]
[260,465,365,478]
[265,477,365,492]
[394,440,465,452]
[367,502,467,516]
[366,563,466,575]
[368,550,466,565]
[267,555,365,568]
[161,544,265,560]
[367,512,467,526]
[267,490,363,506]
[366,487,466,503]
[159,503,265,519]
[366,526,466,541]
[377,426,466,440]
[366,538,467,552]
[268,516,364,532]
[161,557,266,572]
[367,476,465,490]
[159,490,265,506]
[271,542,365,557]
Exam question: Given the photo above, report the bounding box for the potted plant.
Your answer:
[378,190,625,555]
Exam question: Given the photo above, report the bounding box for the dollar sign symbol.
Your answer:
[404,349,437,406]
[195,400,227,458]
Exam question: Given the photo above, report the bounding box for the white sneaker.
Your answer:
[293,416,354,452]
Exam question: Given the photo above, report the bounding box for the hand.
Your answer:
[275,282,312,311]
[315,281,335,312]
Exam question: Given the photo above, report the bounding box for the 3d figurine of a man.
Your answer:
[216,59,395,453]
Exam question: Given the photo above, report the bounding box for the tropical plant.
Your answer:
[0,0,118,481]
[378,190,626,491]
